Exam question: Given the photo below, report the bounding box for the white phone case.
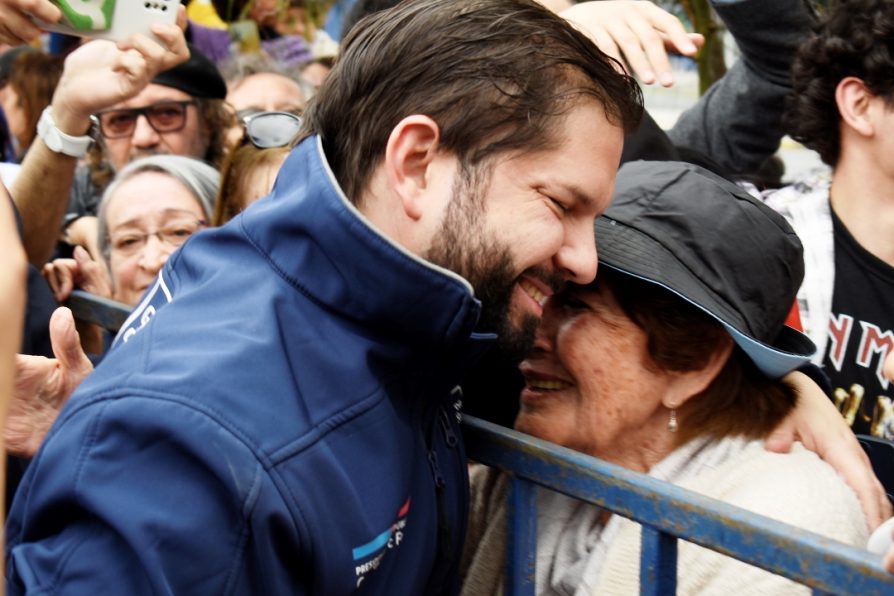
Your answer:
[35,0,178,42]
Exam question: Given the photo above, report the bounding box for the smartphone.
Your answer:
[34,0,179,42]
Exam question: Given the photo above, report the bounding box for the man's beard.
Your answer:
[424,168,540,361]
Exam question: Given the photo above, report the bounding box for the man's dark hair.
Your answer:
[340,0,399,39]
[784,0,894,166]
[597,268,798,444]
[300,0,643,204]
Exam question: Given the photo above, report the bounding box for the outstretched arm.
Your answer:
[1,186,28,587]
[667,0,815,176]
[12,20,189,267]
[768,370,891,529]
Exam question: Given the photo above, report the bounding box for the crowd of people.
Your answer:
[0,0,893,593]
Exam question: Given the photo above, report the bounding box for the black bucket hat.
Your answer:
[595,160,816,378]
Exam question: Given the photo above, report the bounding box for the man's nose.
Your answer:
[131,114,161,148]
[555,218,598,285]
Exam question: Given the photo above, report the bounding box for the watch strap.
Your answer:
[37,107,93,158]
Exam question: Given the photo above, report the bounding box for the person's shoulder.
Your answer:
[716,441,868,544]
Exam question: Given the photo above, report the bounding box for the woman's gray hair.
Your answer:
[97,155,220,258]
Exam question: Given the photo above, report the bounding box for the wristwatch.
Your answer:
[37,107,93,158]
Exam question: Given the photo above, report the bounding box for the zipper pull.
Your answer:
[428,450,445,488]
[438,408,459,448]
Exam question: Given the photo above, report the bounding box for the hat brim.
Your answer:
[595,217,816,379]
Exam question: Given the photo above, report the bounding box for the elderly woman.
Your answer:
[461,161,869,595]
[43,155,219,308]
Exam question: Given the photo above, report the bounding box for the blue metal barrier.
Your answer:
[463,415,894,596]
[66,292,894,595]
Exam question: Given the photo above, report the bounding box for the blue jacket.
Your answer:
[7,137,491,595]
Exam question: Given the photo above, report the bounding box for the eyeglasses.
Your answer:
[93,100,198,139]
[242,111,303,149]
[110,219,207,258]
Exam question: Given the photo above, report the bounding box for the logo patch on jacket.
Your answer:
[352,497,411,587]
[113,271,173,347]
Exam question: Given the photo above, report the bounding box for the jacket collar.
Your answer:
[240,136,486,351]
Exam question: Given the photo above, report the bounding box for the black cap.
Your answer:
[595,160,816,378]
[151,44,226,100]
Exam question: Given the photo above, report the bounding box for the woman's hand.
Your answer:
[769,370,891,529]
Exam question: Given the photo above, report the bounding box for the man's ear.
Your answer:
[663,337,734,410]
[384,115,441,221]
[836,77,875,137]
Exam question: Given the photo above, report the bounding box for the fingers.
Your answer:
[129,22,189,73]
[174,3,187,31]
[74,245,113,298]
[43,258,77,303]
[588,27,624,73]
[562,1,701,87]
[831,436,891,529]
[17,0,61,23]
[763,424,795,454]
[49,307,92,376]
[0,0,60,45]
[0,10,42,44]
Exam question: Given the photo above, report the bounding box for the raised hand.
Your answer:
[50,21,189,136]
[7,307,94,457]
[561,0,704,86]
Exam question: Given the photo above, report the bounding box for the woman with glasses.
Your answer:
[44,155,219,310]
[214,110,301,225]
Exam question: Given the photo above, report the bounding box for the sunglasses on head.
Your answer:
[241,111,303,149]
[92,100,198,139]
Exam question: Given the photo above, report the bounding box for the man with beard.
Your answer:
[6,0,642,593]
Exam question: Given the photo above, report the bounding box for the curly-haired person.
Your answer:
[763,0,894,441]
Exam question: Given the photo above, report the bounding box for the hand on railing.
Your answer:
[43,246,112,304]
[8,307,93,458]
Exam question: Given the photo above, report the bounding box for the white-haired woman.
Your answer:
[44,155,219,307]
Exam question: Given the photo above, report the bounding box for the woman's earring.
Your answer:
[667,409,678,433]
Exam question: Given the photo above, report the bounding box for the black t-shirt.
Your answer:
[824,208,894,438]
